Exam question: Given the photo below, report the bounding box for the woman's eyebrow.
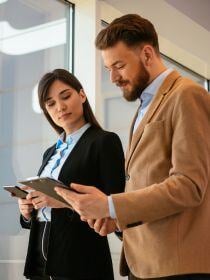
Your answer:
[59,89,71,95]
[45,89,71,102]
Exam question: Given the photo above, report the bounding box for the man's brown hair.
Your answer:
[95,14,159,54]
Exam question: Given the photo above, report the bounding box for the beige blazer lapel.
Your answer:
[125,106,140,161]
[125,70,181,170]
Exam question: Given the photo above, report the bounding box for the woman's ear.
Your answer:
[79,89,87,103]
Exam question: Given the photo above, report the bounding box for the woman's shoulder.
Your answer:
[85,127,122,153]
[88,126,120,141]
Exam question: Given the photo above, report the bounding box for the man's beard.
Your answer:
[117,61,150,102]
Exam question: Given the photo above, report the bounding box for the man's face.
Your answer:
[102,41,150,101]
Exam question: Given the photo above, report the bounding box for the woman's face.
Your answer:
[45,80,86,135]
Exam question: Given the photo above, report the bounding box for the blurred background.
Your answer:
[0,0,209,279]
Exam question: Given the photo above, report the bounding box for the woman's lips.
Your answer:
[59,113,71,119]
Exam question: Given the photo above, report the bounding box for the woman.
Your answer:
[18,69,125,280]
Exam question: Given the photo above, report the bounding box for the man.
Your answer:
[55,14,210,280]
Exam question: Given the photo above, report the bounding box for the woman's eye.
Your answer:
[62,94,70,100]
[46,102,55,107]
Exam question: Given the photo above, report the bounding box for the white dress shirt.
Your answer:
[37,123,91,221]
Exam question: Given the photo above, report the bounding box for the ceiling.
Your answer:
[100,0,210,79]
[102,0,210,32]
[165,0,210,32]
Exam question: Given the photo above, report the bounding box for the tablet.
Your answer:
[18,177,73,207]
[3,186,28,199]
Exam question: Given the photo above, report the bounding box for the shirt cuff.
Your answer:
[22,216,31,223]
[108,196,117,219]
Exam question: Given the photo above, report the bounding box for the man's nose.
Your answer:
[110,70,120,83]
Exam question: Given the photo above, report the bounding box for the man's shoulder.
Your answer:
[170,75,208,101]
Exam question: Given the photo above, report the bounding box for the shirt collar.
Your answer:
[56,123,91,149]
[140,68,173,103]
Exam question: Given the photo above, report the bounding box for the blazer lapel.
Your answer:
[37,145,56,176]
[125,107,139,161]
[58,126,94,179]
[125,70,180,170]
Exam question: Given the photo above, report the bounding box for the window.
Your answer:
[162,54,207,89]
[0,1,73,278]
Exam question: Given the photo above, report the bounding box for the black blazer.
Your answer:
[21,126,125,279]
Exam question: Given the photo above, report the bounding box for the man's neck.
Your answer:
[148,62,167,85]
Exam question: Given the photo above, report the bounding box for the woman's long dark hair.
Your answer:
[38,69,101,134]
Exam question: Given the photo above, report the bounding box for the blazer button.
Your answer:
[125,174,130,181]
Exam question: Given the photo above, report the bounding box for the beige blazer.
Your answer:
[112,70,210,278]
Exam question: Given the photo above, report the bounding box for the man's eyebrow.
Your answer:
[105,60,124,69]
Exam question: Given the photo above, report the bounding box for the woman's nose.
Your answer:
[56,102,66,112]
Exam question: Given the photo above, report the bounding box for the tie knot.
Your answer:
[56,136,73,149]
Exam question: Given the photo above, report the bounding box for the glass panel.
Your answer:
[162,54,207,88]
[0,1,73,278]
[0,0,73,223]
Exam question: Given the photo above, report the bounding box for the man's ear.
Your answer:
[141,45,154,66]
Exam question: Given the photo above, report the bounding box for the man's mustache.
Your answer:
[115,80,129,87]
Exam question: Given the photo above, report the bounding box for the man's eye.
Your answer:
[117,65,125,69]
